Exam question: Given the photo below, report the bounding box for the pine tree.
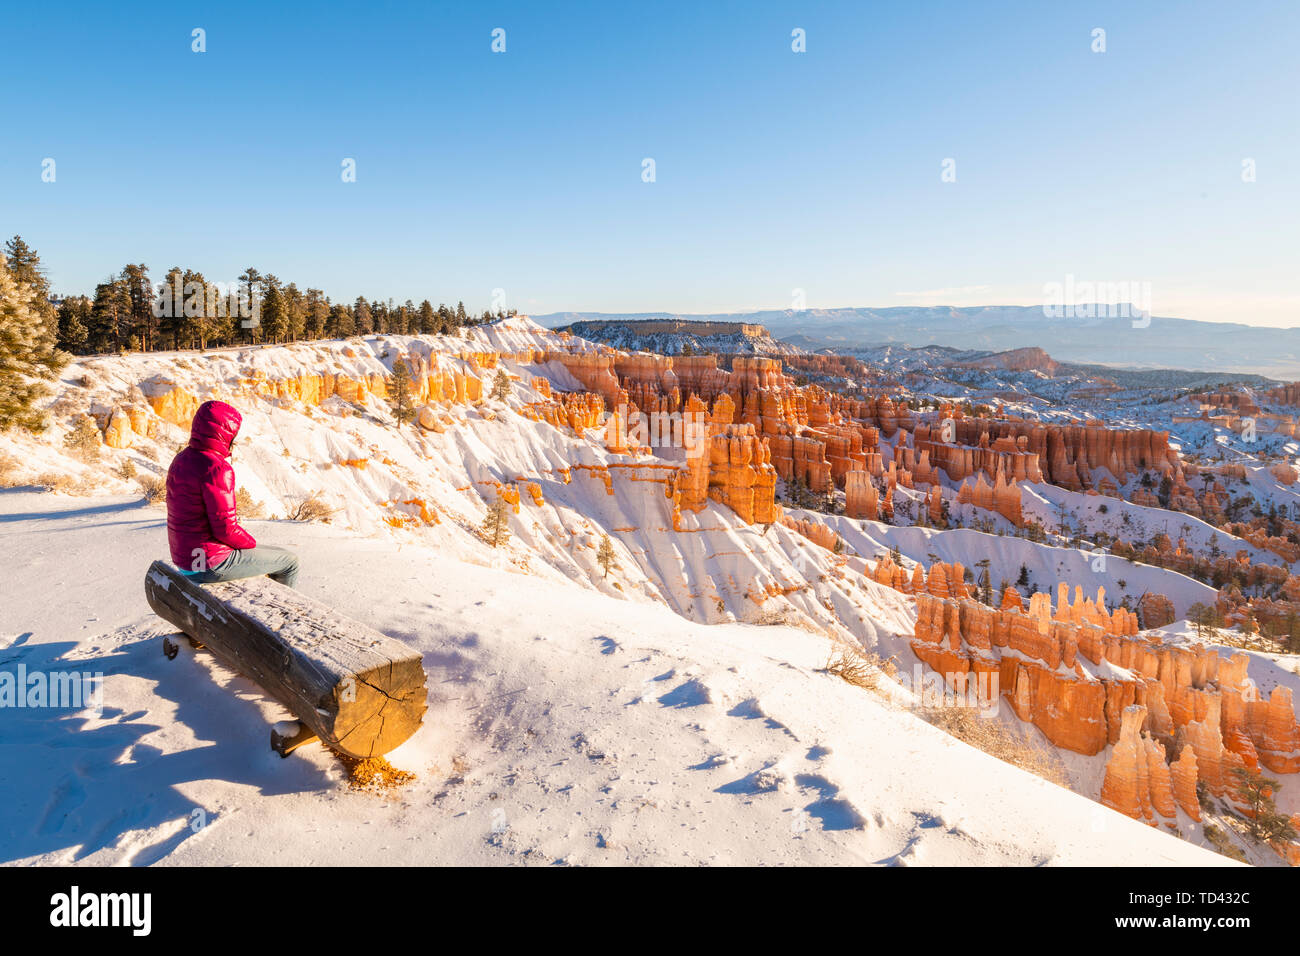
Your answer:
[0,254,68,430]
[285,283,306,341]
[1017,563,1030,588]
[4,236,58,346]
[187,269,230,349]
[157,266,186,350]
[304,289,328,338]
[1233,766,1297,843]
[491,368,510,401]
[481,495,511,548]
[388,357,417,427]
[418,300,435,334]
[1286,611,1300,654]
[260,278,286,343]
[354,296,374,336]
[238,267,262,342]
[120,263,154,351]
[597,534,617,577]
[89,276,131,352]
[976,558,992,604]
[456,301,468,327]
[328,303,355,338]
[56,296,90,352]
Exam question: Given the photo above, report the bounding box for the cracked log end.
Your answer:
[331,659,429,758]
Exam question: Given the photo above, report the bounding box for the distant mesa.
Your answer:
[551,317,797,357]
[559,318,771,339]
[953,346,1059,376]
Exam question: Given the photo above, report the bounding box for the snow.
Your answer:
[0,491,1227,866]
[819,513,1219,619]
[6,319,1282,865]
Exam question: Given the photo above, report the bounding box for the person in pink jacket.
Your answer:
[165,400,299,588]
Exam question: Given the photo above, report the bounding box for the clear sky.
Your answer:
[2,0,1297,325]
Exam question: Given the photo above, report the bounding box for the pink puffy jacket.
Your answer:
[166,400,257,570]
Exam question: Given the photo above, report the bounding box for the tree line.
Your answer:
[6,238,514,355]
[0,234,519,429]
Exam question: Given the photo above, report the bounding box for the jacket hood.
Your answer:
[189,400,242,457]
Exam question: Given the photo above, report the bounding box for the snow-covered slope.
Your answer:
[807,513,1220,618]
[3,320,1279,866]
[0,492,1226,866]
[2,320,913,647]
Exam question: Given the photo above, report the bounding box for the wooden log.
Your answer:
[144,560,426,758]
[271,722,321,758]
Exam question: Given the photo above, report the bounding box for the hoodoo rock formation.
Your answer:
[955,471,1024,526]
[898,560,1300,827]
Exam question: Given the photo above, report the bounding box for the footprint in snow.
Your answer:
[726,698,796,738]
[793,773,866,832]
[688,754,730,771]
[716,765,786,795]
[657,678,712,708]
[38,773,88,836]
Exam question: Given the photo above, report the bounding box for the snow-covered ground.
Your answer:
[8,320,1290,865]
[0,492,1226,866]
[812,514,1220,618]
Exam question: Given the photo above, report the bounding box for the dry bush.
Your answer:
[824,647,896,691]
[46,394,81,417]
[235,486,266,519]
[755,607,797,626]
[116,457,137,481]
[1204,824,1249,863]
[63,416,102,462]
[918,704,1068,786]
[286,490,337,522]
[750,603,828,636]
[138,474,167,504]
[35,472,74,493]
[70,475,100,496]
[0,452,20,488]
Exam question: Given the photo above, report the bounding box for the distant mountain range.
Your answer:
[534,306,1300,380]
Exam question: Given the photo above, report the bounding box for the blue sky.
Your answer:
[2,0,1297,325]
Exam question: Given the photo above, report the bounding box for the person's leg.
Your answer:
[201,546,300,589]
[261,546,300,588]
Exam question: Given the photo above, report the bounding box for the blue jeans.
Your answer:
[186,545,300,589]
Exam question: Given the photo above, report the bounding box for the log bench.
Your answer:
[144,560,427,758]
